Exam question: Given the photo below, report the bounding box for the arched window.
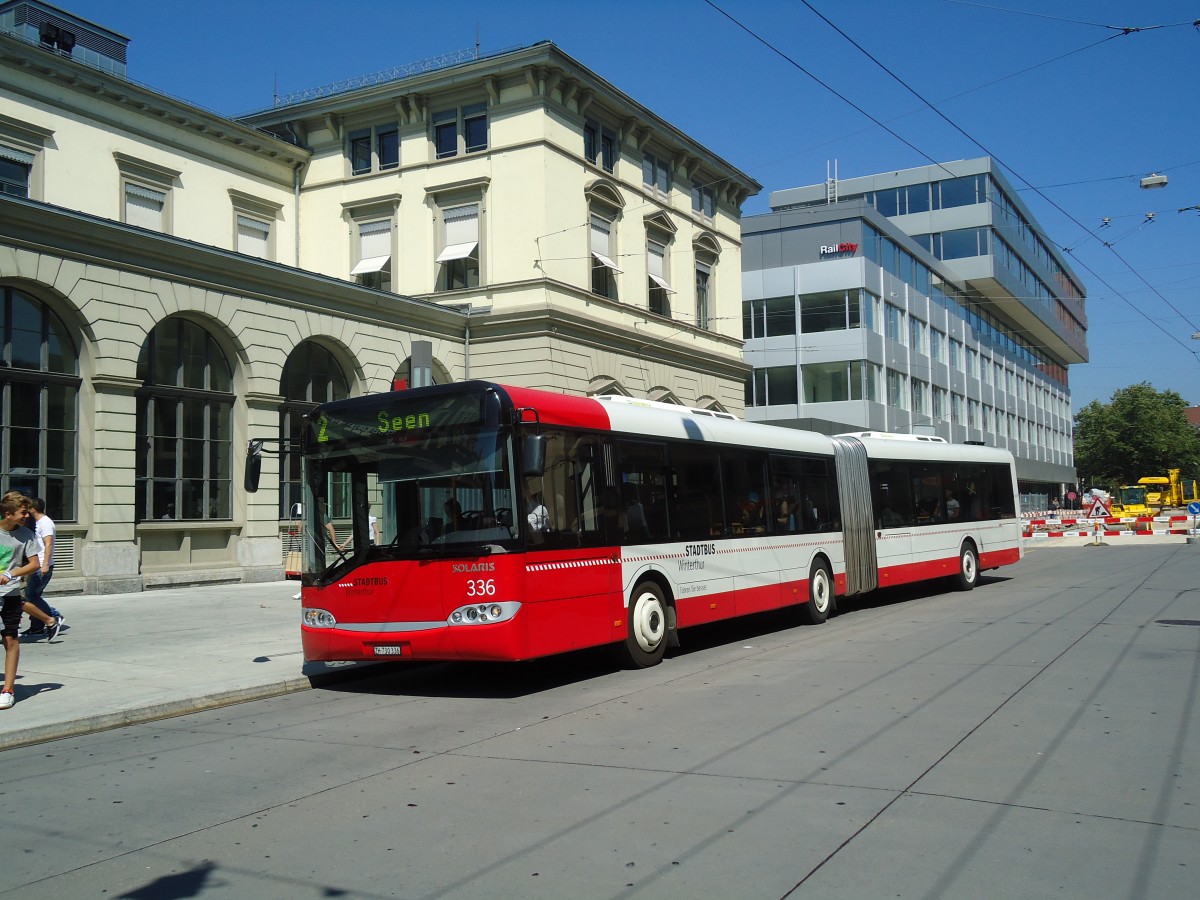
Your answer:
[0,286,80,519]
[135,318,233,521]
[279,341,350,518]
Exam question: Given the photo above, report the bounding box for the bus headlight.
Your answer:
[303,608,337,628]
[448,601,520,626]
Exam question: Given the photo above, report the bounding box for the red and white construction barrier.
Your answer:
[1023,515,1193,539]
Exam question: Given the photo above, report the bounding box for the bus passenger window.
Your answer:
[772,478,796,532]
[622,483,650,538]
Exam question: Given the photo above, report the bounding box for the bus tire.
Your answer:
[620,581,668,668]
[799,559,832,625]
[956,542,979,591]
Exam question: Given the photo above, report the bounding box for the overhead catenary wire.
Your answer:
[1021,157,1200,192]
[942,0,1198,32]
[735,31,1122,186]
[792,0,1200,347]
[535,8,1163,336]
[705,0,1200,360]
[536,4,1193,374]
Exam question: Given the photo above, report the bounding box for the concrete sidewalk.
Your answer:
[0,580,373,751]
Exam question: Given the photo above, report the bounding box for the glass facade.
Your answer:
[742,167,1078,494]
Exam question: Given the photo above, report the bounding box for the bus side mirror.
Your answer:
[522,434,546,477]
[245,440,263,492]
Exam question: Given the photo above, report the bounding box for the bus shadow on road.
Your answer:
[321,646,629,700]
[321,575,1017,700]
[833,572,1014,617]
[668,575,1010,657]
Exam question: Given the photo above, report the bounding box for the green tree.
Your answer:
[1074,382,1200,488]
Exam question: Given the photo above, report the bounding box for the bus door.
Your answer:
[667,443,738,623]
[721,450,775,614]
[870,459,914,586]
[769,454,808,605]
[523,432,620,653]
[910,461,956,567]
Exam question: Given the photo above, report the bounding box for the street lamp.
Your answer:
[1140,173,1168,189]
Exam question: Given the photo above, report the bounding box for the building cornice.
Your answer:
[0,195,464,339]
[472,304,749,380]
[0,30,309,175]
[242,41,760,203]
[423,275,747,377]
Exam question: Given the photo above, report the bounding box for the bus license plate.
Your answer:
[373,645,406,656]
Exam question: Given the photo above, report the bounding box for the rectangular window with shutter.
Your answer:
[351,219,392,290]
[236,215,270,259]
[124,182,166,232]
[436,203,480,291]
[0,145,34,198]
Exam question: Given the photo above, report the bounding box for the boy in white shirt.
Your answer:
[21,498,64,639]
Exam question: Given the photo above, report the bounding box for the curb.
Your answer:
[0,662,382,752]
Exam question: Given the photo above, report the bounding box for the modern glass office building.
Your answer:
[742,159,1084,507]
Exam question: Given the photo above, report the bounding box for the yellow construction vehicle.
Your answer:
[1109,485,1151,518]
[1137,469,1199,512]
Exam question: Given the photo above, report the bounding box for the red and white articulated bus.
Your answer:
[264,381,1021,668]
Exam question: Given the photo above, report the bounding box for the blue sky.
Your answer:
[63,0,1200,412]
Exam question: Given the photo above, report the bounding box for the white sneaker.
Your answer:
[0,691,13,710]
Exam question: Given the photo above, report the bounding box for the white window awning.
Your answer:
[592,251,623,273]
[436,241,478,263]
[350,255,391,275]
[649,273,675,293]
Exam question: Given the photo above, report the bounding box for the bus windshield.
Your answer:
[300,390,523,581]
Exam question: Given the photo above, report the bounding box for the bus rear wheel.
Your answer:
[620,582,668,668]
[956,542,979,591]
[799,559,832,625]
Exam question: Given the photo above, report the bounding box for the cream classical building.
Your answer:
[0,1,758,592]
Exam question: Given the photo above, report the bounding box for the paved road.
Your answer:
[2,541,1197,898]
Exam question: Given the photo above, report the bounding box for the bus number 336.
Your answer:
[466,579,497,597]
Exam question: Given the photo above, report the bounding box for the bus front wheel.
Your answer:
[620,582,668,668]
[799,559,832,625]
[956,542,979,591]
